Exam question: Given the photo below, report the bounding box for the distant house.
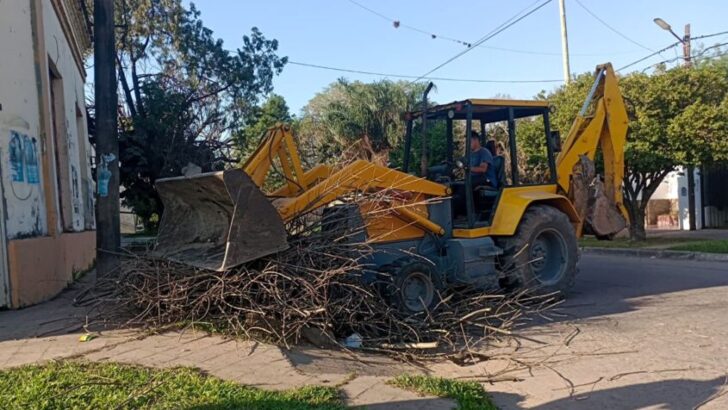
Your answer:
[646,165,728,230]
[0,0,95,308]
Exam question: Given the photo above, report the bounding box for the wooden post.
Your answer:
[558,0,571,84]
[94,0,120,274]
[419,82,434,177]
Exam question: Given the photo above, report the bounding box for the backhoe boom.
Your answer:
[555,63,630,237]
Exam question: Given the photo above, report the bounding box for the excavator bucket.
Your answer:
[154,169,289,271]
[570,156,627,238]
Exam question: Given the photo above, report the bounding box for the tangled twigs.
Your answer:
[76,195,558,363]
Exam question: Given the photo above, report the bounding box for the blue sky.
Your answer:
[188,0,728,114]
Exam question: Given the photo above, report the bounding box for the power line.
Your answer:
[482,44,640,57]
[573,0,654,52]
[617,41,681,72]
[346,0,472,47]
[288,60,564,83]
[347,0,642,57]
[639,41,728,72]
[618,29,728,72]
[693,30,728,40]
[413,0,554,83]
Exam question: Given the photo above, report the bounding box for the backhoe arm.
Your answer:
[243,125,449,226]
[243,124,331,197]
[555,63,630,237]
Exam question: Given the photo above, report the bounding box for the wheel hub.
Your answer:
[531,240,548,271]
[400,272,434,313]
[529,229,567,286]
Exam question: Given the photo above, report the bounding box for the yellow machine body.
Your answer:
[155,63,628,272]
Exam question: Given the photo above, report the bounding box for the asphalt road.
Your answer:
[570,254,728,321]
[486,254,728,409]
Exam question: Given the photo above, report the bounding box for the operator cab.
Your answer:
[402,99,561,229]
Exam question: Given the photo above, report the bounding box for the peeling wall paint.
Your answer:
[0,0,94,239]
[0,0,48,239]
[42,0,93,233]
[0,128,47,238]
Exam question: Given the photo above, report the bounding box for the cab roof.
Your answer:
[406,98,550,123]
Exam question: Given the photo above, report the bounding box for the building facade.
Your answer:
[0,0,95,308]
[646,166,728,230]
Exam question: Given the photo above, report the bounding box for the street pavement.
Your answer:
[1,254,726,409]
[457,255,728,409]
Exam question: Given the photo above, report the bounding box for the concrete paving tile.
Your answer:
[341,375,456,409]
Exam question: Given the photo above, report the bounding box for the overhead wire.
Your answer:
[639,41,728,72]
[346,0,472,47]
[287,61,563,83]
[412,0,554,83]
[693,30,728,41]
[573,0,654,52]
[298,4,728,85]
[617,41,681,72]
[346,0,639,57]
[618,29,728,72]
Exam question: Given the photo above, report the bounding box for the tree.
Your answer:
[112,0,286,229]
[234,94,292,157]
[542,65,728,240]
[622,65,728,239]
[297,79,427,166]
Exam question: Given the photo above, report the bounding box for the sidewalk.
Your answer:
[581,228,728,260]
[646,228,728,241]
[0,274,455,409]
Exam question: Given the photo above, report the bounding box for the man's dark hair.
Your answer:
[470,131,480,140]
[485,140,497,156]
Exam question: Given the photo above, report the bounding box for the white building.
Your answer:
[648,166,728,230]
[0,0,95,307]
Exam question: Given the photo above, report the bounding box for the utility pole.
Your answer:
[683,24,692,67]
[682,24,697,230]
[420,82,434,177]
[558,0,571,84]
[654,19,697,230]
[94,0,120,274]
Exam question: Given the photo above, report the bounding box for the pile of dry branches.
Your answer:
[77,195,557,361]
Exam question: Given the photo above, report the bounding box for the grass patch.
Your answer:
[389,374,495,410]
[0,360,343,410]
[668,240,728,254]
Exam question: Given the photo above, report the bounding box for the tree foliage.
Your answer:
[297,79,427,165]
[113,0,286,229]
[541,63,728,239]
[234,94,292,157]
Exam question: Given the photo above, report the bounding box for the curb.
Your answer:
[581,247,728,262]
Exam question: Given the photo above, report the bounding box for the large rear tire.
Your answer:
[496,205,578,296]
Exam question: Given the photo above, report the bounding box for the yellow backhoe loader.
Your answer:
[154,63,629,313]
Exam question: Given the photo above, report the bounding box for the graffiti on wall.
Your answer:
[64,117,86,231]
[83,177,95,229]
[71,165,80,215]
[8,131,40,186]
[9,131,40,190]
[23,134,39,184]
[3,129,46,237]
[9,132,23,182]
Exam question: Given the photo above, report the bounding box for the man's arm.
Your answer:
[471,162,489,173]
[470,149,492,173]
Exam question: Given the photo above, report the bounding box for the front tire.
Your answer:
[496,205,578,296]
[385,260,443,315]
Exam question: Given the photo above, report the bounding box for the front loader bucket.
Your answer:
[154,169,288,271]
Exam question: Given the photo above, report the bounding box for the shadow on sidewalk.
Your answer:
[492,376,726,409]
[0,271,105,342]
